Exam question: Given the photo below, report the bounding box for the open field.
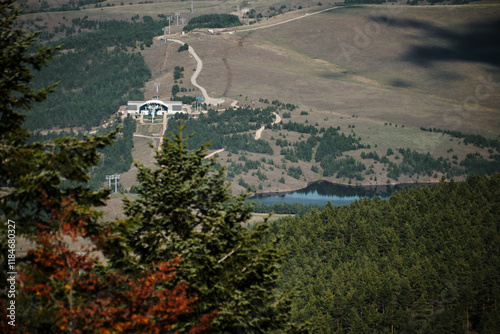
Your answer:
[140,38,199,101]
[17,0,500,199]
[188,4,500,135]
[142,3,499,193]
[119,135,158,192]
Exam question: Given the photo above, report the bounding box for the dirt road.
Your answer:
[236,6,342,33]
[255,112,281,140]
[205,148,225,159]
[166,38,225,106]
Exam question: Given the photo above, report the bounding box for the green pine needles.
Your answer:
[0,2,304,329]
[104,124,306,333]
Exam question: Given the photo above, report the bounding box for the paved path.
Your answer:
[159,111,168,147]
[156,8,341,107]
[166,39,225,106]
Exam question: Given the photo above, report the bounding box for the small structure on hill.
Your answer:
[127,100,184,116]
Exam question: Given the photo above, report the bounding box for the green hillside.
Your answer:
[25,17,168,130]
[271,174,500,332]
[183,13,241,32]
[15,1,500,191]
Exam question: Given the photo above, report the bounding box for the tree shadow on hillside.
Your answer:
[370,16,500,68]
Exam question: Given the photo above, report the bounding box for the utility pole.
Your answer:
[166,16,173,34]
[191,0,193,13]
[196,96,204,113]
[114,174,120,193]
[106,175,113,189]
[180,17,186,25]
[162,26,167,42]
[175,12,181,25]
[105,174,120,193]
[148,105,156,123]
[154,82,160,99]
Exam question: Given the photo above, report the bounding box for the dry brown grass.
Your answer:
[140,37,200,100]
[119,134,158,192]
[238,5,500,132]
[17,1,500,212]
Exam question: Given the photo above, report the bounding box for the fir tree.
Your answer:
[0,3,214,331]
[108,124,306,333]
[0,0,115,227]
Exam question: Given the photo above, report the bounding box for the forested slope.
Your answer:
[271,174,500,333]
[183,14,241,32]
[24,16,168,130]
[29,115,136,190]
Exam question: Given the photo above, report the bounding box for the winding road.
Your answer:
[157,6,342,107]
[255,112,281,140]
[165,39,225,106]
[204,111,281,159]
[150,7,338,150]
[205,148,225,159]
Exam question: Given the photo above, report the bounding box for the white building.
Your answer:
[127,100,184,116]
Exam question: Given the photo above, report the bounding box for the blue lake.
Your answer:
[249,181,429,206]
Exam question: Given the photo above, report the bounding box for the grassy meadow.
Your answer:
[16,0,500,196]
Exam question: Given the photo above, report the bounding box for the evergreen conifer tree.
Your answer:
[0,3,214,331]
[0,0,115,228]
[0,1,305,331]
[107,125,305,333]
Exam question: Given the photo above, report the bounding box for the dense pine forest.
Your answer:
[269,174,500,333]
[28,116,136,190]
[24,16,168,130]
[88,115,136,190]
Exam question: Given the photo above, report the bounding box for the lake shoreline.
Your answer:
[248,178,446,200]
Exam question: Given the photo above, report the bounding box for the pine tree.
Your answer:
[0,0,116,230]
[107,124,305,333]
[0,3,214,331]
[12,194,213,333]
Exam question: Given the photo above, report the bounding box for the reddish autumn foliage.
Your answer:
[17,195,216,333]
